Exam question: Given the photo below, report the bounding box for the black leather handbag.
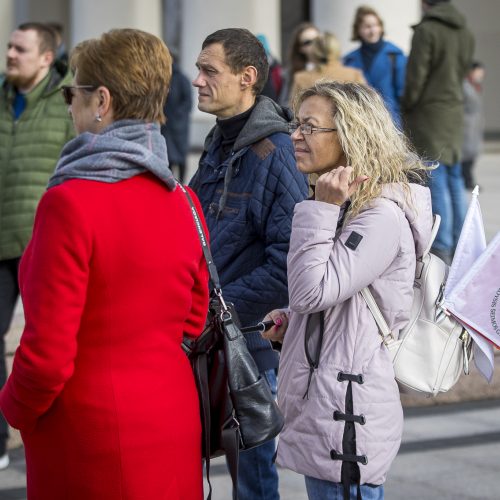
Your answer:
[179,184,284,500]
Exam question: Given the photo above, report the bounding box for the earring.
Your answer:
[95,113,102,122]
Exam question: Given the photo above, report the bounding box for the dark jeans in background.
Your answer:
[0,258,20,455]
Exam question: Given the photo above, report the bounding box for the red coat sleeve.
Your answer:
[182,187,209,339]
[0,186,92,432]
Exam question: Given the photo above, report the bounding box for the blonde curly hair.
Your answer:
[293,81,428,219]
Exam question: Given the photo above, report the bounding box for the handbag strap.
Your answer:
[360,287,394,345]
[177,183,222,292]
[178,183,240,499]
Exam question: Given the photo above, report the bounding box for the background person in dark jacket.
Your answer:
[0,22,74,470]
[402,0,474,264]
[343,5,406,126]
[256,33,283,102]
[46,21,69,75]
[161,59,192,183]
[190,28,308,500]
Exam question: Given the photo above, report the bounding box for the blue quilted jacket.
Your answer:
[190,96,308,371]
[344,40,407,126]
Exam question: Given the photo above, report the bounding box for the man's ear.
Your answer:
[41,50,54,69]
[241,65,258,90]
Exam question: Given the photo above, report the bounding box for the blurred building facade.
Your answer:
[1,0,498,145]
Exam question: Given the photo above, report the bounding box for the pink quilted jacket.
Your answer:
[277,183,433,485]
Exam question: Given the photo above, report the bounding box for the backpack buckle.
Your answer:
[382,332,395,346]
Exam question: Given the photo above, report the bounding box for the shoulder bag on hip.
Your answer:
[178,184,284,499]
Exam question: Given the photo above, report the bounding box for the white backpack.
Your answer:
[361,215,473,397]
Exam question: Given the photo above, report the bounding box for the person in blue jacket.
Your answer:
[190,28,308,500]
[344,5,406,126]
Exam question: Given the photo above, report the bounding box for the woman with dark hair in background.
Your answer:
[344,5,406,126]
[279,22,320,105]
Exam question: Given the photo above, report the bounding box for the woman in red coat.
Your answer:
[0,29,208,499]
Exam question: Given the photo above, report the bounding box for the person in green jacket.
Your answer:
[0,22,74,469]
[402,0,474,264]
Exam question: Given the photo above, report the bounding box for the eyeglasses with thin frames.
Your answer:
[288,122,337,135]
[61,85,98,106]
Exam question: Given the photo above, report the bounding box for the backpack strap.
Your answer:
[360,287,395,346]
[422,214,441,257]
[362,210,441,344]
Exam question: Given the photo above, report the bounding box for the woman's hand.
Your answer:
[315,166,368,206]
[261,310,289,343]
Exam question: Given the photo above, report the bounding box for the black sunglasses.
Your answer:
[61,85,98,105]
[300,39,315,47]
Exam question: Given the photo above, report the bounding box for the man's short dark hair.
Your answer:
[202,28,269,96]
[17,22,57,55]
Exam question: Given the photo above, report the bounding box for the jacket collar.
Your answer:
[4,66,68,107]
[203,95,291,155]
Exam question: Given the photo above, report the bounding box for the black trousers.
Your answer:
[0,258,20,453]
[462,159,476,190]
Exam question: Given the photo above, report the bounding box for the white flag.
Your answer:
[445,187,486,297]
[443,186,495,382]
[446,232,500,345]
[445,232,500,382]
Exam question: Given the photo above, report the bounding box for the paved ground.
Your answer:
[3,399,500,499]
[2,144,500,498]
[203,399,500,500]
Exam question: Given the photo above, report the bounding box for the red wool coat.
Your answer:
[0,173,209,499]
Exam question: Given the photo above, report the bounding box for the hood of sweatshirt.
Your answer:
[204,95,292,152]
[417,3,467,30]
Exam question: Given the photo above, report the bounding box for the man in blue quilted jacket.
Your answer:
[190,28,308,500]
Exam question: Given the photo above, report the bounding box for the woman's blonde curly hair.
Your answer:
[292,81,428,219]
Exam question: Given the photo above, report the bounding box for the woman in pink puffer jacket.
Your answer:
[264,81,433,500]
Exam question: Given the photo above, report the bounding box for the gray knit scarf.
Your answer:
[48,119,176,190]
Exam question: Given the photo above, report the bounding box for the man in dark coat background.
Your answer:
[161,59,192,183]
[190,28,308,500]
[402,0,474,264]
